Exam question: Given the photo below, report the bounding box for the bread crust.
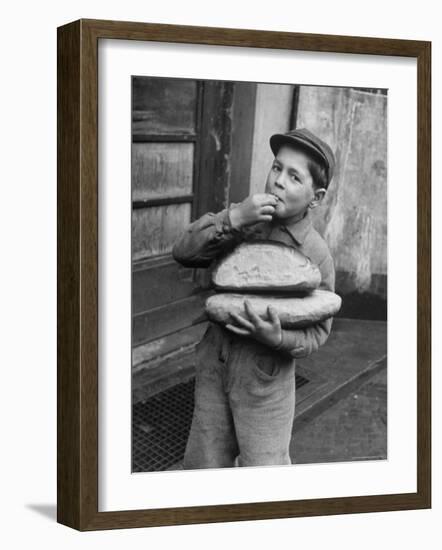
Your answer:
[206,290,342,328]
[212,241,321,292]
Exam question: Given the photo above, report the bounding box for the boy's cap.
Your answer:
[270,128,336,185]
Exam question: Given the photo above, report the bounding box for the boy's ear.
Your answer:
[308,188,326,209]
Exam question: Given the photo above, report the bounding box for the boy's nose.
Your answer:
[274,176,285,189]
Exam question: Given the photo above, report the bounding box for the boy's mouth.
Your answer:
[270,193,283,202]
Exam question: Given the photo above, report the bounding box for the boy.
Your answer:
[172,128,336,469]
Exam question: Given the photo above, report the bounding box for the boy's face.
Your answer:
[265,145,324,222]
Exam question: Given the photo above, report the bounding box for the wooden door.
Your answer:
[132,77,235,399]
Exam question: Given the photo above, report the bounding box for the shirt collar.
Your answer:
[272,209,312,246]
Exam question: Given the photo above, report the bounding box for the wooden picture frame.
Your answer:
[57,18,431,530]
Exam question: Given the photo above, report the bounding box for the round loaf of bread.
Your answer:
[206,290,342,328]
[211,241,321,292]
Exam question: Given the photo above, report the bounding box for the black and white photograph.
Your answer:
[2,0,435,542]
[131,76,388,473]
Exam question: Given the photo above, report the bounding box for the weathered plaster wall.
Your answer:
[249,83,294,194]
[296,86,388,302]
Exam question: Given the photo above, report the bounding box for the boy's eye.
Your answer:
[272,164,281,172]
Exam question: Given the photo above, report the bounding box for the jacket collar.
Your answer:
[272,209,312,246]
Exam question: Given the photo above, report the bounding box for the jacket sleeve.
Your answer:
[172,204,243,268]
[273,254,336,358]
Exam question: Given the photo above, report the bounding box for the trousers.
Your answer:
[183,323,296,469]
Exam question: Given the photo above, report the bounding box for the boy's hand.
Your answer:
[225,300,282,349]
[229,194,278,229]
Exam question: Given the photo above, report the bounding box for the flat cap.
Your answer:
[270,128,336,186]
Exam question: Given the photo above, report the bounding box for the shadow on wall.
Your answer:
[336,291,387,321]
[335,270,387,321]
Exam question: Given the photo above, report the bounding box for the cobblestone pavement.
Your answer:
[291,368,387,464]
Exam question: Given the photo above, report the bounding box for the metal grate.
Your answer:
[132,378,195,472]
[132,373,310,472]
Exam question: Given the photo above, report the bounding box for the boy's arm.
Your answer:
[274,317,333,358]
[273,255,336,358]
[172,204,242,268]
[172,194,278,268]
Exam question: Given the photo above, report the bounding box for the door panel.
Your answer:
[132,292,210,347]
[131,77,236,393]
[132,259,196,314]
[132,78,197,136]
[132,142,194,201]
[132,203,192,260]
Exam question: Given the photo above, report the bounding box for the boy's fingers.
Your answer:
[255,193,278,206]
[261,205,276,214]
[225,324,250,336]
[244,300,263,325]
[262,193,278,203]
[267,305,281,326]
[230,312,255,331]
